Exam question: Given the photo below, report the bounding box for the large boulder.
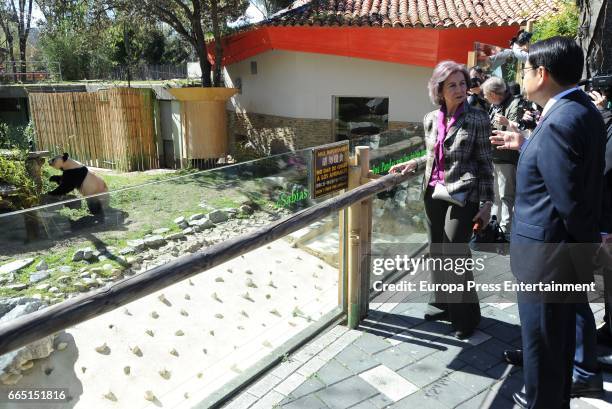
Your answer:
[0,259,34,275]
[208,210,229,224]
[0,299,57,385]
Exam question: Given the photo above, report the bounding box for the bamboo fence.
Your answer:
[29,88,158,172]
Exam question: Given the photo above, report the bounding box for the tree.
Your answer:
[112,0,248,87]
[4,0,34,75]
[532,1,579,42]
[248,0,292,19]
[37,0,115,80]
[577,0,612,78]
[0,3,17,77]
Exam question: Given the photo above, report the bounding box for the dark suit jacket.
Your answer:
[510,90,606,287]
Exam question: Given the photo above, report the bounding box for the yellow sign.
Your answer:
[312,142,349,198]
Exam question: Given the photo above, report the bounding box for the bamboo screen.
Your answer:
[29,88,158,172]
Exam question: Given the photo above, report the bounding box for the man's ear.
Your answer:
[62,153,69,161]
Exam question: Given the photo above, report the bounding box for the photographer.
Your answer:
[482,77,521,235]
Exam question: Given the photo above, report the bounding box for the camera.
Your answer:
[579,74,612,94]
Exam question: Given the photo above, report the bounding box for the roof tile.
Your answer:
[266,0,560,28]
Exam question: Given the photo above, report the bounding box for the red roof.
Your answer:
[263,0,561,28]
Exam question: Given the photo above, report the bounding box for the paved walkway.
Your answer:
[224,252,612,409]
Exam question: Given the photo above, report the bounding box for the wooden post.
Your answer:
[347,164,362,329]
[338,207,348,312]
[356,147,372,319]
[467,51,477,68]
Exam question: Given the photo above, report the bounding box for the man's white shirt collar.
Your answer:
[541,86,581,118]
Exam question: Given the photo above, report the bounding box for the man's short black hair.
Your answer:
[469,77,483,88]
[527,36,583,86]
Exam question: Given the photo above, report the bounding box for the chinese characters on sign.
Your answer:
[312,142,349,198]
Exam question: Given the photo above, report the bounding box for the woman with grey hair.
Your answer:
[390,60,494,339]
[482,77,522,236]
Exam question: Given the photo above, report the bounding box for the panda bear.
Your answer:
[48,153,109,216]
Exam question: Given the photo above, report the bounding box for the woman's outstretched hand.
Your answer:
[388,160,416,175]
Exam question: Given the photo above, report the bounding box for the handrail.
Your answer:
[0,171,417,356]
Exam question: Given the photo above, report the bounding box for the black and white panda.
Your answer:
[48,153,109,216]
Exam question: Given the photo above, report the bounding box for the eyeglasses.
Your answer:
[520,66,537,79]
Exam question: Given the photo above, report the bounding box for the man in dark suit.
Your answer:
[491,37,606,408]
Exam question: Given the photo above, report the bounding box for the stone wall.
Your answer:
[227,111,333,157]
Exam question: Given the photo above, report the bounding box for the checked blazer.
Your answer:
[421,102,494,204]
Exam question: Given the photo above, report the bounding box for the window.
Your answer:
[332,97,389,141]
[250,61,257,75]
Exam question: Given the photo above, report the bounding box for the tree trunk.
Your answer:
[210,0,223,87]
[578,0,612,77]
[19,37,27,78]
[192,19,212,87]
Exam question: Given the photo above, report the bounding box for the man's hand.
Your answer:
[490,130,524,151]
[494,113,509,127]
[589,90,607,109]
[473,202,492,225]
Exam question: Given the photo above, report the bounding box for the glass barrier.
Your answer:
[349,129,428,289]
[0,147,345,407]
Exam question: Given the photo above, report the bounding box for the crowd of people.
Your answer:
[389,34,612,409]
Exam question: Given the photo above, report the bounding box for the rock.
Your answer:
[127,240,145,251]
[3,283,27,291]
[144,235,165,248]
[35,283,51,291]
[56,276,71,285]
[58,266,72,274]
[102,264,113,271]
[153,228,170,235]
[79,272,91,279]
[95,343,110,354]
[0,300,56,385]
[182,227,194,235]
[74,282,89,292]
[393,189,408,208]
[208,210,229,224]
[35,260,48,271]
[239,204,253,214]
[167,232,185,241]
[82,278,98,288]
[119,247,134,255]
[124,366,130,375]
[407,186,422,202]
[174,216,186,225]
[144,391,156,401]
[262,176,287,189]
[175,330,184,336]
[184,242,201,253]
[56,342,68,351]
[84,250,98,261]
[0,258,34,275]
[29,271,50,284]
[48,287,60,294]
[131,346,143,357]
[189,213,205,222]
[104,391,117,402]
[190,219,214,230]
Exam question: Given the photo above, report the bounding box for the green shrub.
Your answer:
[0,121,35,150]
[0,150,39,211]
[532,1,579,41]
